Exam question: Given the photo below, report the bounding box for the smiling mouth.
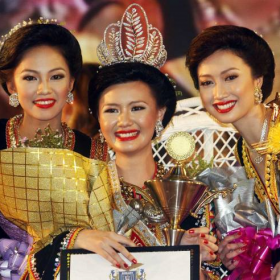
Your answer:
[115,130,140,141]
[33,99,55,108]
[213,101,237,113]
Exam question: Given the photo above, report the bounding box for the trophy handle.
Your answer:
[190,184,237,218]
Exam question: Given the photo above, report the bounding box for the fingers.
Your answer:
[74,229,138,269]
[218,233,241,254]
[271,262,280,280]
[188,227,210,234]
[200,238,218,253]
[200,244,217,262]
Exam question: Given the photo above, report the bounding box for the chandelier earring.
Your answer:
[99,129,105,143]
[155,120,164,138]
[66,92,74,104]
[254,86,263,104]
[9,93,20,107]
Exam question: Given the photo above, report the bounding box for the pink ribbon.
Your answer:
[225,227,280,280]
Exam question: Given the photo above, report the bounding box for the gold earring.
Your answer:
[254,86,263,104]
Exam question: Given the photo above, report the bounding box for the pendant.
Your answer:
[254,155,263,164]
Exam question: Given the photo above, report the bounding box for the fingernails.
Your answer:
[238,231,242,235]
[200,233,206,238]
[210,251,214,256]
[203,240,209,244]
[132,259,137,264]
[124,263,129,269]
[189,229,195,234]
[116,263,121,269]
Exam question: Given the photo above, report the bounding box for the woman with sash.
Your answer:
[86,4,218,279]
[186,25,280,277]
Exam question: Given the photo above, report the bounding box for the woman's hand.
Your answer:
[180,227,218,262]
[271,261,280,280]
[217,230,246,271]
[74,229,137,269]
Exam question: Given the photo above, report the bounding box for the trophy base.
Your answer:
[164,228,185,246]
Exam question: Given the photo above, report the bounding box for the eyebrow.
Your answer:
[199,67,239,78]
[102,100,148,107]
[20,67,66,74]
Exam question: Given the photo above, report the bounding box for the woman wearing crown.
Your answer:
[83,3,218,279]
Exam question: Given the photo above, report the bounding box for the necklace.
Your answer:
[6,114,75,149]
[245,111,269,164]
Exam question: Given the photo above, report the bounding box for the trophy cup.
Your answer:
[145,132,232,246]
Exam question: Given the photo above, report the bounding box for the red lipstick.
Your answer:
[33,98,55,109]
[213,100,236,113]
[115,130,140,141]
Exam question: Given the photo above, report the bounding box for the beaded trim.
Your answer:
[242,135,280,215]
[90,136,108,161]
[6,114,75,149]
[53,228,83,278]
[108,160,166,246]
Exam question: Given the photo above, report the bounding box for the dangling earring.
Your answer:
[155,120,164,138]
[99,129,105,143]
[254,86,263,104]
[66,92,74,104]
[9,93,20,107]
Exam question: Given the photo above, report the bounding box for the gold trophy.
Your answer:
[145,132,232,246]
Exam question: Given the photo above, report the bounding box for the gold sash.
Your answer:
[0,148,114,251]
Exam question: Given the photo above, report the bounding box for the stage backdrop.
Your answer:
[0,0,280,131]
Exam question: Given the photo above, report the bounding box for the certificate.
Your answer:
[60,245,200,280]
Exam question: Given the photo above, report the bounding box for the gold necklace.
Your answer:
[245,109,269,164]
[6,114,75,149]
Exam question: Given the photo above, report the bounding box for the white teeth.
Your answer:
[34,100,54,105]
[216,101,236,110]
[117,132,138,138]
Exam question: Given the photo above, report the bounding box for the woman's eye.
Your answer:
[104,108,118,113]
[132,106,145,111]
[200,80,213,87]
[225,75,237,81]
[23,76,36,81]
[51,74,64,80]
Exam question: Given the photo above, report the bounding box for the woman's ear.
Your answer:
[6,80,16,95]
[157,106,167,121]
[69,78,75,92]
[254,76,264,88]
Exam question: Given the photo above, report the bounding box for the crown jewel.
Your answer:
[97,3,167,69]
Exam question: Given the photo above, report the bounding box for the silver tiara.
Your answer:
[0,17,58,50]
[97,3,167,69]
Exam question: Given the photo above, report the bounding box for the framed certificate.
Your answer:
[60,245,200,280]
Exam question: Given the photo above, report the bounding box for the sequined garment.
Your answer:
[107,160,168,246]
[236,105,280,215]
[0,148,114,253]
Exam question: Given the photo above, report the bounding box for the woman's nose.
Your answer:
[118,111,133,127]
[37,80,51,95]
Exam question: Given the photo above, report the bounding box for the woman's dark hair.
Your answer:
[0,23,82,93]
[88,62,177,129]
[186,25,275,101]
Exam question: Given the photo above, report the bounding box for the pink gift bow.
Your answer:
[224,227,280,280]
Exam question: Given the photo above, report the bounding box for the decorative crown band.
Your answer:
[0,17,58,50]
[97,3,167,69]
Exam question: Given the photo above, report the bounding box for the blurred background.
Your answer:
[1,0,280,136]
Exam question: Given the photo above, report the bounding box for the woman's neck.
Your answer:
[19,114,62,140]
[233,104,268,145]
[115,149,155,188]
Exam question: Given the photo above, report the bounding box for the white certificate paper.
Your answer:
[61,246,200,280]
